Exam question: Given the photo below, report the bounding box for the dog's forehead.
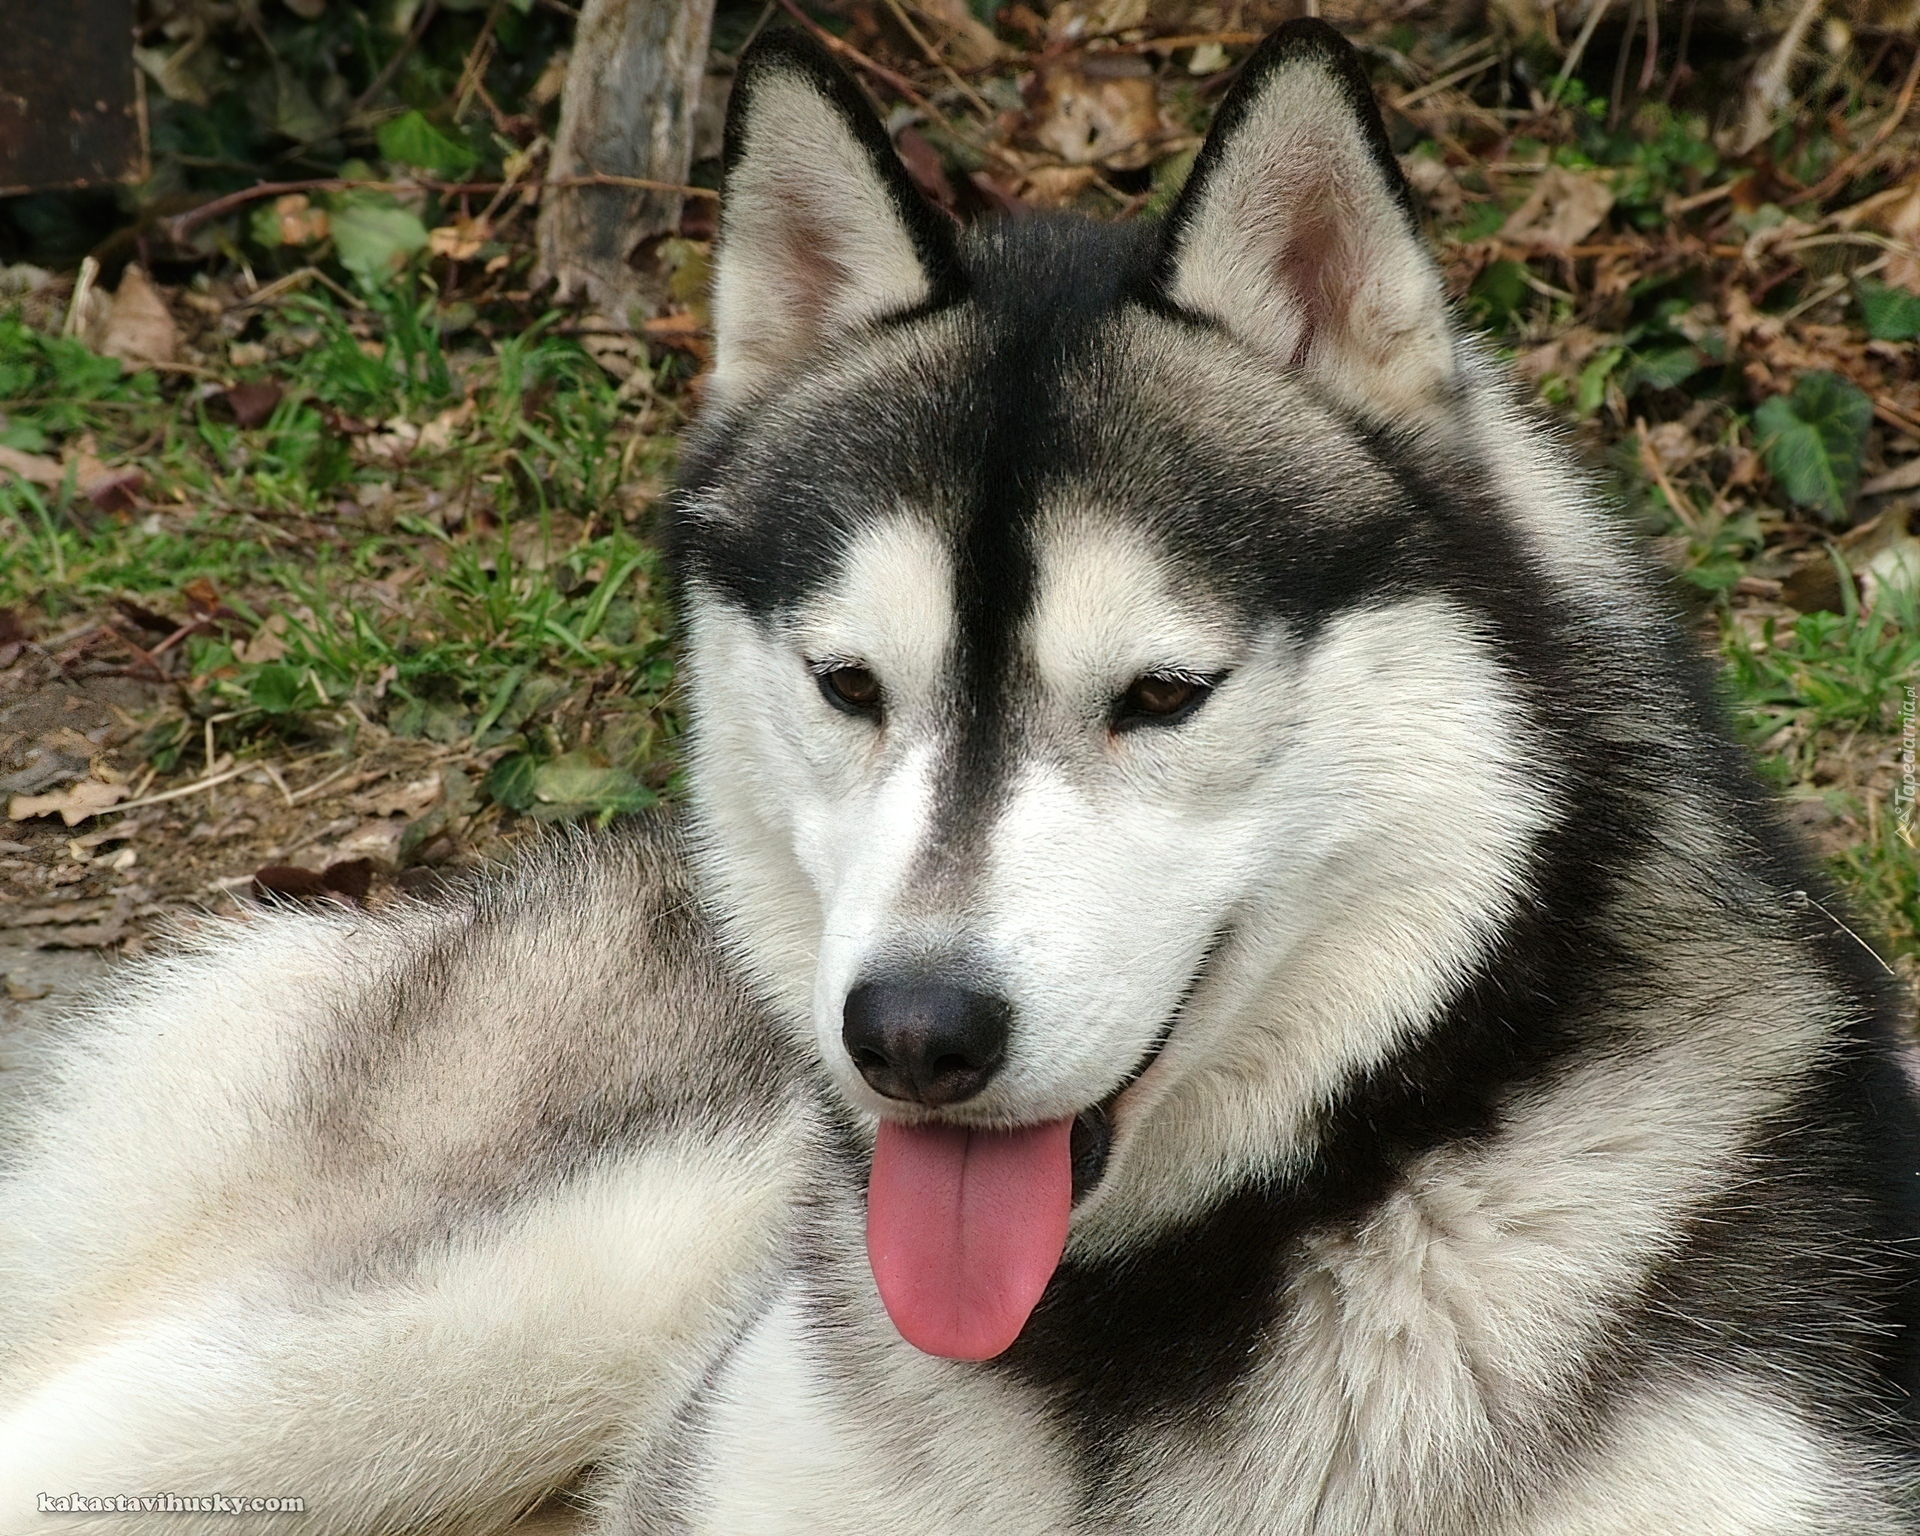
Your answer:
[674,227,1395,634]
[791,502,1237,677]
[1023,506,1242,682]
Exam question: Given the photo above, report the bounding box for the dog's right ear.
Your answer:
[710,31,962,409]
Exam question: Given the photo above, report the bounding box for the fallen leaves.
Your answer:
[251,857,375,905]
[0,891,145,950]
[1499,168,1616,251]
[0,434,145,509]
[1026,57,1164,170]
[428,215,491,262]
[7,778,127,827]
[1863,457,1920,496]
[219,379,284,429]
[99,265,179,369]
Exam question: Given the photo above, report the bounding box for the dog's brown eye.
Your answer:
[819,665,883,716]
[1128,676,1197,715]
[1114,672,1217,730]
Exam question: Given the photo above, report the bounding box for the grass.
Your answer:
[2,279,683,827]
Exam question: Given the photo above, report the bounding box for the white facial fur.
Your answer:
[684,516,956,1074]
[691,30,1547,1214]
[686,502,1555,1206]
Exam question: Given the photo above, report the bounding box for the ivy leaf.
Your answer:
[330,196,430,280]
[483,752,541,813]
[245,663,305,714]
[1575,346,1624,417]
[1624,345,1705,395]
[528,753,656,821]
[1754,371,1872,525]
[1856,280,1920,343]
[375,111,479,178]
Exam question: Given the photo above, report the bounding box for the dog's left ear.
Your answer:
[1153,20,1456,422]
[709,30,962,410]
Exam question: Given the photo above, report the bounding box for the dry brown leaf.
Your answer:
[1864,533,1920,606]
[909,0,1004,68]
[1,897,117,930]
[896,129,955,208]
[1642,420,1711,474]
[1500,167,1614,251]
[274,193,330,246]
[236,613,289,665]
[9,778,130,826]
[333,818,406,864]
[1028,60,1162,170]
[428,216,489,262]
[222,380,285,429]
[1402,155,1464,225]
[100,264,179,369]
[1863,458,1920,496]
[1021,165,1100,207]
[1515,325,1606,386]
[0,445,62,487]
[36,911,133,949]
[417,400,476,455]
[1878,178,1920,294]
[359,775,443,819]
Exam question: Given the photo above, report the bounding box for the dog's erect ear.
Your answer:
[1153,20,1456,421]
[711,31,962,408]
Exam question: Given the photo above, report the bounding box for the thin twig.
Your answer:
[62,256,101,339]
[103,761,259,817]
[1551,0,1613,106]
[876,0,995,120]
[1108,31,1261,52]
[1638,428,1703,536]
[1607,0,1637,130]
[1732,0,1823,155]
[453,0,510,121]
[254,762,293,809]
[348,0,440,121]
[1874,399,1920,438]
[1394,43,1501,110]
[287,761,364,806]
[1662,0,1696,105]
[773,0,947,121]
[223,265,370,313]
[1797,45,1920,206]
[164,173,719,244]
[1667,182,1734,215]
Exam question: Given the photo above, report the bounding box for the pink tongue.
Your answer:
[867,1117,1073,1361]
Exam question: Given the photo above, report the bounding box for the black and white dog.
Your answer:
[4,21,1917,1534]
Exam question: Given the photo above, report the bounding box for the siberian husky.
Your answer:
[4,19,1918,1534]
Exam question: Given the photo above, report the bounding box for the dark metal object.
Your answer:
[0,0,146,196]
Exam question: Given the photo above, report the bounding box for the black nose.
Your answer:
[842,981,1011,1107]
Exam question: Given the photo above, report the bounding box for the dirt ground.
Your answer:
[0,630,534,992]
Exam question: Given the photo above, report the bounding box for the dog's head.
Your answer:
[670,22,1570,1354]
